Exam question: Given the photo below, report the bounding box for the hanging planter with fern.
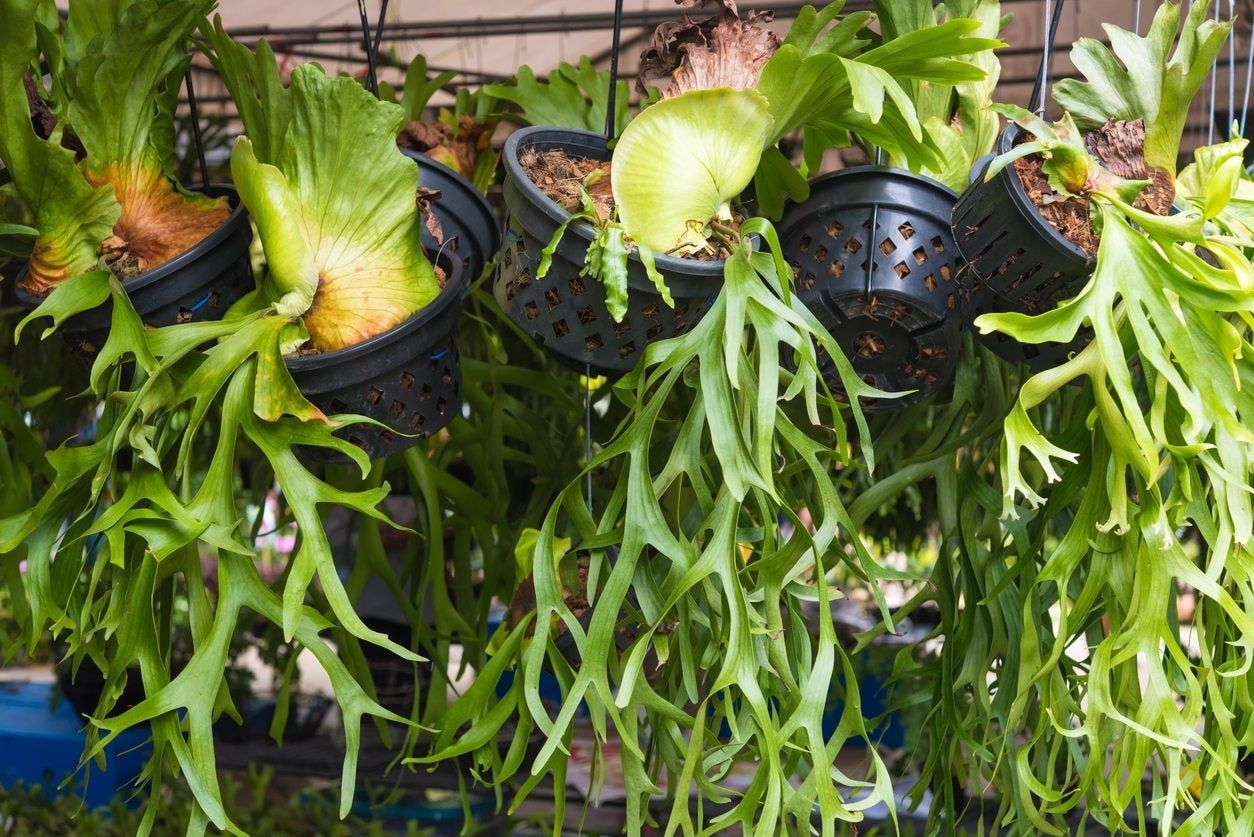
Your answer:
[3,0,253,356]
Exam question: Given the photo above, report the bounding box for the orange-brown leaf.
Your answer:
[86,163,231,273]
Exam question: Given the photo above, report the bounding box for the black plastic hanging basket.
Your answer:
[15,184,254,356]
[967,286,1093,372]
[952,124,1095,370]
[286,250,466,461]
[403,149,499,282]
[778,167,967,409]
[496,126,725,377]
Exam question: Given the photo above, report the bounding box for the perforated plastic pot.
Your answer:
[779,167,967,409]
[286,250,466,460]
[403,149,499,281]
[497,126,724,377]
[952,125,1095,369]
[15,184,253,356]
[967,286,1093,372]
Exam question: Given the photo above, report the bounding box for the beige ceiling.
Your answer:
[171,0,1252,154]
[200,2,1248,119]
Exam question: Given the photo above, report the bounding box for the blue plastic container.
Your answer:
[299,785,503,835]
[0,680,151,808]
[821,669,907,749]
[486,613,589,718]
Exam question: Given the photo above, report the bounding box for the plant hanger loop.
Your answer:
[864,151,884,298]
[183,67,210,190]
[867,147,884,298]
[1029,0,1066,115]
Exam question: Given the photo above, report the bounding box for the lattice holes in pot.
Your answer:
[787,191,967,408]
[951,203,1088,309]
[498,238,712,376]
[338,342,460,455]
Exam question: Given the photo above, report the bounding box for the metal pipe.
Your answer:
[1228,0,1236,131]
[1209,0,1220,145]
[220,2,869,41]
[248,39,1135,67]
[222,0,1058,42]
[216,0,1048,47]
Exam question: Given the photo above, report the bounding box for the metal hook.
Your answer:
[584,0,628,515]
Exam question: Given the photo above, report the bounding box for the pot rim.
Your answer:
[803,164,960,201]
[399,147,500,276]
[14,183,249,303]
[503,125,733,277]
[285,248,466,372]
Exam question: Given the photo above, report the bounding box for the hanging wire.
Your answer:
[863,147,886,291]
[457,30,469,85]
[1209,1,1220,145]
[184,67,210,190]
[370,0,392,73]
[1133,0,1142,34]
[356,0,380,96]
[584,364,594,510]
[1029,0,1065,115]
[605,0,626,139]
[475,21,484,80]
[559,11,569,65]
[586,0,628,513]
[1036,0,1052,114]
[864,167,880,295]
[1241,18,1254,136]
[1227,0,1236,135]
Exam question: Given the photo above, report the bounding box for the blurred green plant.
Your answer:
[0,766,419,837]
